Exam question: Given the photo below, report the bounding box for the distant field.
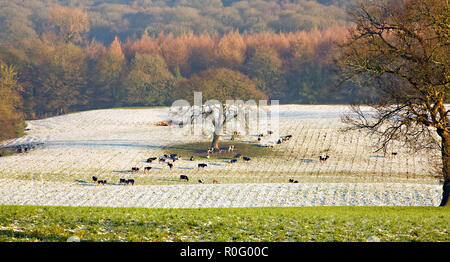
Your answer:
[0,205,448,242]
[0,105,443,208]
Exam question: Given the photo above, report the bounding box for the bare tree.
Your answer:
[170,99,264,151]
[336,0,449,206]
[48,6,90,44]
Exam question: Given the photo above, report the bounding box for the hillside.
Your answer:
[0,0,358,45]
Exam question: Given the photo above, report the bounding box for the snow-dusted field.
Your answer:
[0,105,442,207]
[0,179,441,207]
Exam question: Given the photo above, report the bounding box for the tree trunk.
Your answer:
[438,129,450,207]
[211,133,220,150]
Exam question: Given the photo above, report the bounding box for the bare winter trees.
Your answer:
[337,0,450,206]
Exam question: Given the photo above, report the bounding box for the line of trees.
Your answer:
[0,0,358,46]
[1,24,376,120]
[0,1,372,142]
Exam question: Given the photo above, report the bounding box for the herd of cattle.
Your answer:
[0,134,339,186]
[91,151,251,186]
[0,143,43,157]
[87,132,326,187]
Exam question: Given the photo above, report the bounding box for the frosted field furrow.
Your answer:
[0,105,443,207]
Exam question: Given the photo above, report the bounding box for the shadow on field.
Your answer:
[45,140,162,149]
[0,230,64,242]
[74,179,96,186]
[177,167,194,170]
[156,178,179,182]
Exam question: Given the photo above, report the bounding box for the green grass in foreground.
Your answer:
[0,206,448,242]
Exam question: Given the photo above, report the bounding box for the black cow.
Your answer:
[180,175,189,181]
[119,178,127,185]
[190,156,194,161]
[229,159,237,164]
[319,155,329,163]
[92,176,98,182]
[198,179,204,184]
[198,163,207,169]
[97,180,106,185]
[132,167,139,172]
[243,157,251,161]
[282,135,292,141]
[127,179,135,185]
[144,166,152,171]
[159,158,166,163]
[234,154,242,158]
[148,157,157,161]
[168,163,173,169]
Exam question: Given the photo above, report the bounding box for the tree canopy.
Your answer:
[337,0,450,206]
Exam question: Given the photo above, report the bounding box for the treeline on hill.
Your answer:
[1,27,374,119]
[0,0,359,45]
[0,0,375,141]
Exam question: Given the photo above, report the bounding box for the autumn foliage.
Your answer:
[0,1,360,141]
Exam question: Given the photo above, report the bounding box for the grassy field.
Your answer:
[0,205,448,242]
[163,141,274,160]
[0,148,16,157]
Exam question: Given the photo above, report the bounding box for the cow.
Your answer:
[234,154,242,158]
[126,179,135,185]
[159,158,166,163]
[213,179,218,184]
[243,157,251,161]
[198,163,207,169]
[147,157,157,163]
[144,166,152,172]
[319,155,329,163]
[92,176,98,183]
[198,179,204,184]
[229,159,237,164]
[282,135,292,141]
[167,163,173,169]
[119,178,127,185]
[97,180,106,185]
[392,152,398,158]
[190,156,194,161]
[180,175,189,181]
[131,167,139,172]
